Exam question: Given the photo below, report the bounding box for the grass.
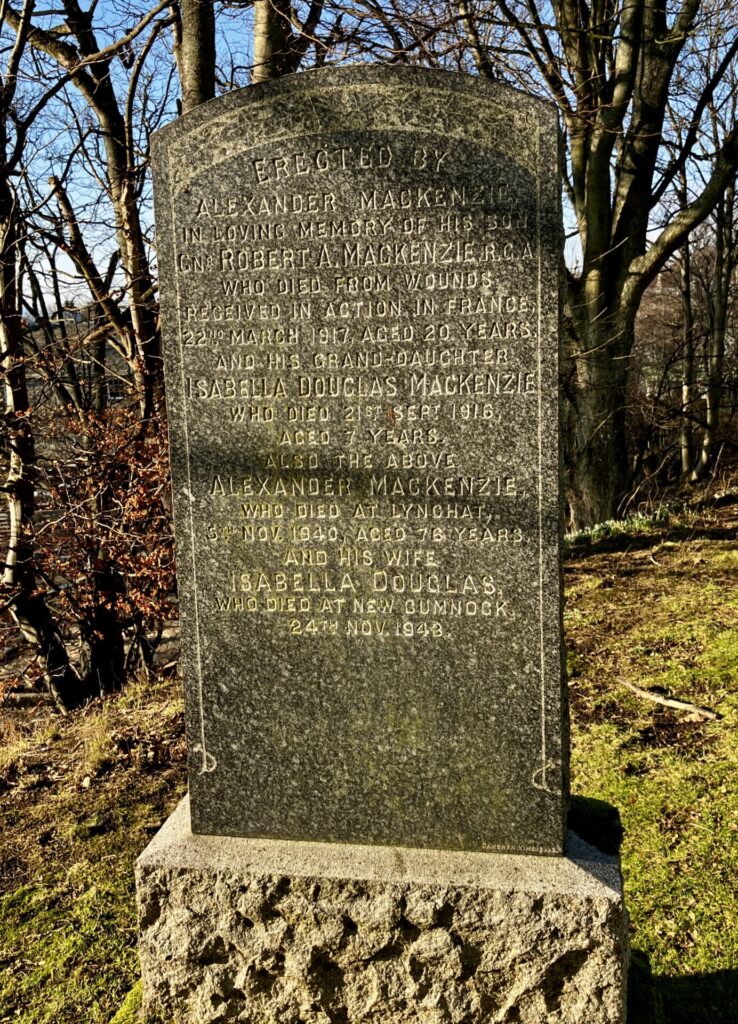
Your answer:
[566,494,738,1023]
[0,495,736,1022]
[0,677,186,1024]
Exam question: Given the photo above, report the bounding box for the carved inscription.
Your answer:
[167,129,545,641]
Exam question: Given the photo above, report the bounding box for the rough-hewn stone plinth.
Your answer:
[136,798,628,1023]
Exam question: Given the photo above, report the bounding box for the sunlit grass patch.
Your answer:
[567,498,738,1022]
[0,677,186,1024]
[0,872,136,1024]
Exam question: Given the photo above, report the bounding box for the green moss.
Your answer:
[566,650,585,678]
[0,676,185,1024]
[574,742,737,1006]
[564,490,738,1021]
[109,981,142,1024]
[701,630,738,689]
[711,548,738,568]
[0,870,138,1024]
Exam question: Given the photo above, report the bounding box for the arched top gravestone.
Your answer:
[153,66,567,854]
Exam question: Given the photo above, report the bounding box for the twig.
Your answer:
[617,677,721,720]
[1,691,49,706]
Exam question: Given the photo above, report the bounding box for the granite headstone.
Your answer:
[153,66,566,854]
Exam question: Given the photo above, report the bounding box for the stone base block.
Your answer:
[136,797,628,1023]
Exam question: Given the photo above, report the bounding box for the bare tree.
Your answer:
[691,178,738,479]
[0,0,85,707]
[445,0,738,525]
[0,0,176,710]
[4,0,174,420]
[664,19,738,482]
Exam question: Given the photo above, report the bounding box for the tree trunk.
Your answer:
[562,302,633,529]
[60,0,161,418]
[252,0,294,83]
[0,130,84,711]
[679,246,695,477]
[693,184,733,480]
[91,335,107,413]
[174,0,216,113]
[79,604,126,696]
[694,332,725,479]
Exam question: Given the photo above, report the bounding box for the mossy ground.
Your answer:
[566,493,738,1023]
[0,678,186,1023]
[0,494,737,1023]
